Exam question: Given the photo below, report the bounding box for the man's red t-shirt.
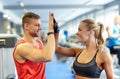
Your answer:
[13,39,46,79]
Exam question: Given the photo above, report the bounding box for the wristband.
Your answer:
[47,32,54,35]
[53,18,60,33]
[54,26,60,33]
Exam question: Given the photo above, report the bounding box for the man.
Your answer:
[13,12,55,79]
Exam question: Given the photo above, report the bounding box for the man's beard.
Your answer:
[30,30,39,37]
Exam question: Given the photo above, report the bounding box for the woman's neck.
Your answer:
[85,39,98,51]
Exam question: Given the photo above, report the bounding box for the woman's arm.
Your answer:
[101,50,114,79]
[54,32,81,57]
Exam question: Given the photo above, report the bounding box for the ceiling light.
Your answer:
[20,2,24,7]
[3,14,8,18]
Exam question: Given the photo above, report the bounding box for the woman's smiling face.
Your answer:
[76,22,90,42]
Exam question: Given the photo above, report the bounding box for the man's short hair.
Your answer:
[22,12,40,29]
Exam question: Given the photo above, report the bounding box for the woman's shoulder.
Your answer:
[98,47,112,61]
[71,47,83,56]
[71,47,82,52]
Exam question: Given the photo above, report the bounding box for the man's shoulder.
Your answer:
[14,39,25,47]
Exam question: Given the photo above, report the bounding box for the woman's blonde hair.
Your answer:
[81,19,104,50]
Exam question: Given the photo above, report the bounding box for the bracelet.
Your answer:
[47,32,54,35]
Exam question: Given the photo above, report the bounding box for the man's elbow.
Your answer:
[45,56,53,62]
[43,55,54,62]
[35,55,53,62]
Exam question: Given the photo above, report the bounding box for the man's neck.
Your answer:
[23,35,34,43]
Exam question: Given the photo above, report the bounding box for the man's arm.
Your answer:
[14,12,55,62]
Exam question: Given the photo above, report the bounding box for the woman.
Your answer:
[54,19,114,79]
[106,15,120,66]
